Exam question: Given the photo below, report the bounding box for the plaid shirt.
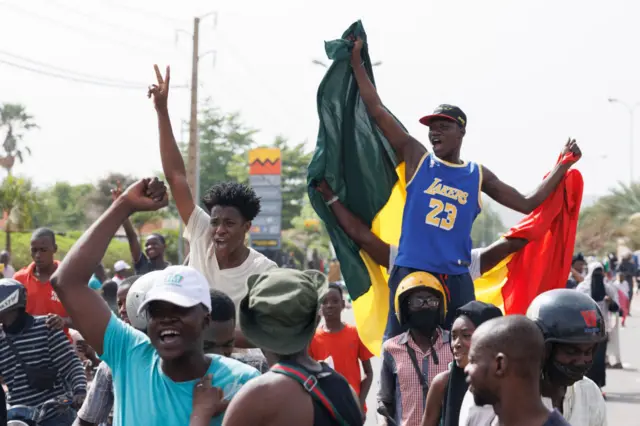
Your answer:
[378,329,452,426]
[77,362,113,426]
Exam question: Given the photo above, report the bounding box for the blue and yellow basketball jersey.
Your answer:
[394,153,482,275]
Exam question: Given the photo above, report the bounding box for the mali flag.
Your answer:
[307,21,405,356]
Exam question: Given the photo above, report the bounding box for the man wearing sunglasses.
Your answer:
[377,272,453,426]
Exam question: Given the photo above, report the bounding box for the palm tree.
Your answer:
[0,176,38,252]
[576,182,640,254]
[0,104,38,175]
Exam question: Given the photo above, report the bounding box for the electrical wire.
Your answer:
[0,1,173,58]
[0,58,146,89]
[98,0,188,26]
[43,0,174,45]
[0,50,147,86]
[215,33,310,129]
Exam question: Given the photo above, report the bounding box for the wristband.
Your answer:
[326,195,339,206]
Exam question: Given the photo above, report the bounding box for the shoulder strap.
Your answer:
[272,363,350,426]
[404,344,428,400]
[4,316,53,368]
[4,334,27,367]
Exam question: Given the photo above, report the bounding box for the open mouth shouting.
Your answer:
[214,238,229,249]
[430,136,443,151]
[158,327,182,347]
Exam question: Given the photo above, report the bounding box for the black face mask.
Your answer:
[407,308,439,334]
[545,359,592,386]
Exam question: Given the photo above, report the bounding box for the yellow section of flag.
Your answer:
[352,164,406,356]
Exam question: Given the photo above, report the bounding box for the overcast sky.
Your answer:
[1,0,638,198]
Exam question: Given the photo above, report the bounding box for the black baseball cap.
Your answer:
[419,104,467,128]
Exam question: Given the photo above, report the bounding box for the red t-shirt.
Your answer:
[308,323,373,395]
[14,261,70,339]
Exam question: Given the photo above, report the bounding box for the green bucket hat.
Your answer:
[239,268,328,355]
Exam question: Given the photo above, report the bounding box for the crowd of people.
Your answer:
[0,36,621,426]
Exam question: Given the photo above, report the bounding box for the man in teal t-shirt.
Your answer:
[101,268,259,425]
[49,177,260,426]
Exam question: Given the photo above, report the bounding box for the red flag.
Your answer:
[500,153,584,314]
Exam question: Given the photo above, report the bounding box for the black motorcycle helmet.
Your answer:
[526,288,606,344]
[0,279,27,315]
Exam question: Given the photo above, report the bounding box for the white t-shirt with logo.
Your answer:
[184,206,278,319]
[388,245,482,280]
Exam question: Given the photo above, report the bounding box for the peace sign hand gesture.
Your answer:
[147,64,170,112]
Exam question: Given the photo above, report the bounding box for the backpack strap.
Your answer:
[271,363,349,426]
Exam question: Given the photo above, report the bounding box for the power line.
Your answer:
[0,59,146,90]
[99,0,188,26]
[0,50,147,86]
[215,32,309,127]
[43,0,174,45]
[0,1,173,58]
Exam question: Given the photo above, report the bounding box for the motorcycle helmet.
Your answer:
[125,270,162,331]
[0,279,27,315]
[526,288,606,344]
[395,271,448,326]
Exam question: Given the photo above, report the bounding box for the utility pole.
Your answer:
[187,17,200,201]
[177,13,217,206]
[178,120,190,263]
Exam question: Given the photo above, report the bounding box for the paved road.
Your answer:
[344,298,640,425]
[604,298,640,423]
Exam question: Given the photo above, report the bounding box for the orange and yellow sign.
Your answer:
[249,148,281,175]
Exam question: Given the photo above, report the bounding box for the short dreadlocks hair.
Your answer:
[202,182,261,221]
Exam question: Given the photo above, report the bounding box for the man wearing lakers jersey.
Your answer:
[349,38,581,337]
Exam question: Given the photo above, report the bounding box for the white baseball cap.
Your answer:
[137,266,212,315]
[114,260,131,272]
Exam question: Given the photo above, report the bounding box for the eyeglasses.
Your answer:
[408,297,440,309]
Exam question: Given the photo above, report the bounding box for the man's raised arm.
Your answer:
[482,139,582,214]
[315,180,390,268]
[349,38,425,173]
[51,178,168,354]
[149,64,196,225]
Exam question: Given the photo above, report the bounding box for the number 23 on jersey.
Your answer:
[425,198,458,231]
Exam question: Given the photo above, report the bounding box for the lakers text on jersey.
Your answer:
[394,154,482,275]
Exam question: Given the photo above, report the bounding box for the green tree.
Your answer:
[196,106,257,198]
[130,211,168,239]
[193,106,312,229]
[575,182,640,254]
[155,172,179,220]
[34,182,95,230]
[471,201,506,247]
[91,173,138,213]
[0,104,38,174]
[0,176,38,252]
[288,200,331,258]
[228,136,313,229]
[273,137,313,229]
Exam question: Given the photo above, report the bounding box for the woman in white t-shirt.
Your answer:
[152,75,277,347]
[181,183,278,348]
